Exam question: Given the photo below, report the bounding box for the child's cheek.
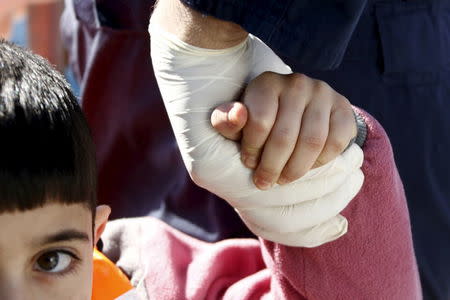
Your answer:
[31,262,93,300]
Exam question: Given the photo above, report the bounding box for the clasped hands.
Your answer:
[211,71,358,190]
[150,28,363,246]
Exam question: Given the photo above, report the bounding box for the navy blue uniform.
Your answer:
[62,0,449,298]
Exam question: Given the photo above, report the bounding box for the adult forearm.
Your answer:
[151,0,248,49]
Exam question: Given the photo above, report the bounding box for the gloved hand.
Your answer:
[149,24,364,247]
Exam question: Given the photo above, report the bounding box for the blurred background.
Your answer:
[0,0,79,96]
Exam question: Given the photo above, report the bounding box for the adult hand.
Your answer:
[211,72,357,190]
[151,24,364,247]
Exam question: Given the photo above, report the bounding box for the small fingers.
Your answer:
[253,76,307,189]
[278,81,332,184]
[241,73,280,169]
[240,168,364,234]
[314,99,357,168]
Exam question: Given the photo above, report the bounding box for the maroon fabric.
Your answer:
[61,0,252,241]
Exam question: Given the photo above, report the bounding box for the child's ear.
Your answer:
[94,205,111,245]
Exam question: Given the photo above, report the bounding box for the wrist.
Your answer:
[151,0,248,49]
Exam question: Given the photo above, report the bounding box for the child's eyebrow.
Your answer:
[36,229,90,246]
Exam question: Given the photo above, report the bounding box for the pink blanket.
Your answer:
[102,109,421,299]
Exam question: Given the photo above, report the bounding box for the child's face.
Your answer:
[0,203,106,300]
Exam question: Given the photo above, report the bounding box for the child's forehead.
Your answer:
[0,203,93,249]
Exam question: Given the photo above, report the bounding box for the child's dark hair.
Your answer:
[0,40,96,215]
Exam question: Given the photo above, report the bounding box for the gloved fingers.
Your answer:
[227,165,359,208]
[237,169,364,233]
[242,214,348,248]
[195,143,363,207]
[189,129,361,193]
[297,143,363,181]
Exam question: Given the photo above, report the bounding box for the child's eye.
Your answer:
[35,251,76,273]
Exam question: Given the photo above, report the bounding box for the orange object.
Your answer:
[92,248,133,300]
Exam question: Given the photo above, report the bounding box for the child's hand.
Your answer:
[211,72,357,190]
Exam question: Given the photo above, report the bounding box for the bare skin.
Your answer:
[0,203,109,300]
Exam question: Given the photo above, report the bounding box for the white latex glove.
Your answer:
[149,23,364,247]
[116,289,139,300]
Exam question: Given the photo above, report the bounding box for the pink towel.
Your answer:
[102,109,421,299]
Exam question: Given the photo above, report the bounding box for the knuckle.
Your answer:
[253,72,277,89]
[326,138,347,154]
[335,102,352,115]
[336,94,351,106]
[332,106,357,136]
[315,79,331,93]
[313,157,327,168]
[300,135,326,152]
[258,71,276,79]
[333,105,353,124]
[241,145,260,157]
[190,171,204,187]
[251,119,272,136]
[288,73,308,90]
[190,162,213,188]
[272,127,294,147]
[245,77,278,104]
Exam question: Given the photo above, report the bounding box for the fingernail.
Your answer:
[277,177,289,185]
[254,178,273,190]
[246,157,257,168]
[244,156,257,169]
[228,106,239,125]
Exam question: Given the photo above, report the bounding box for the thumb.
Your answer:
[211,102,248,141]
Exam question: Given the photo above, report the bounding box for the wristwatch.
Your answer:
[345,109,367,151]
[353,109,367,148]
